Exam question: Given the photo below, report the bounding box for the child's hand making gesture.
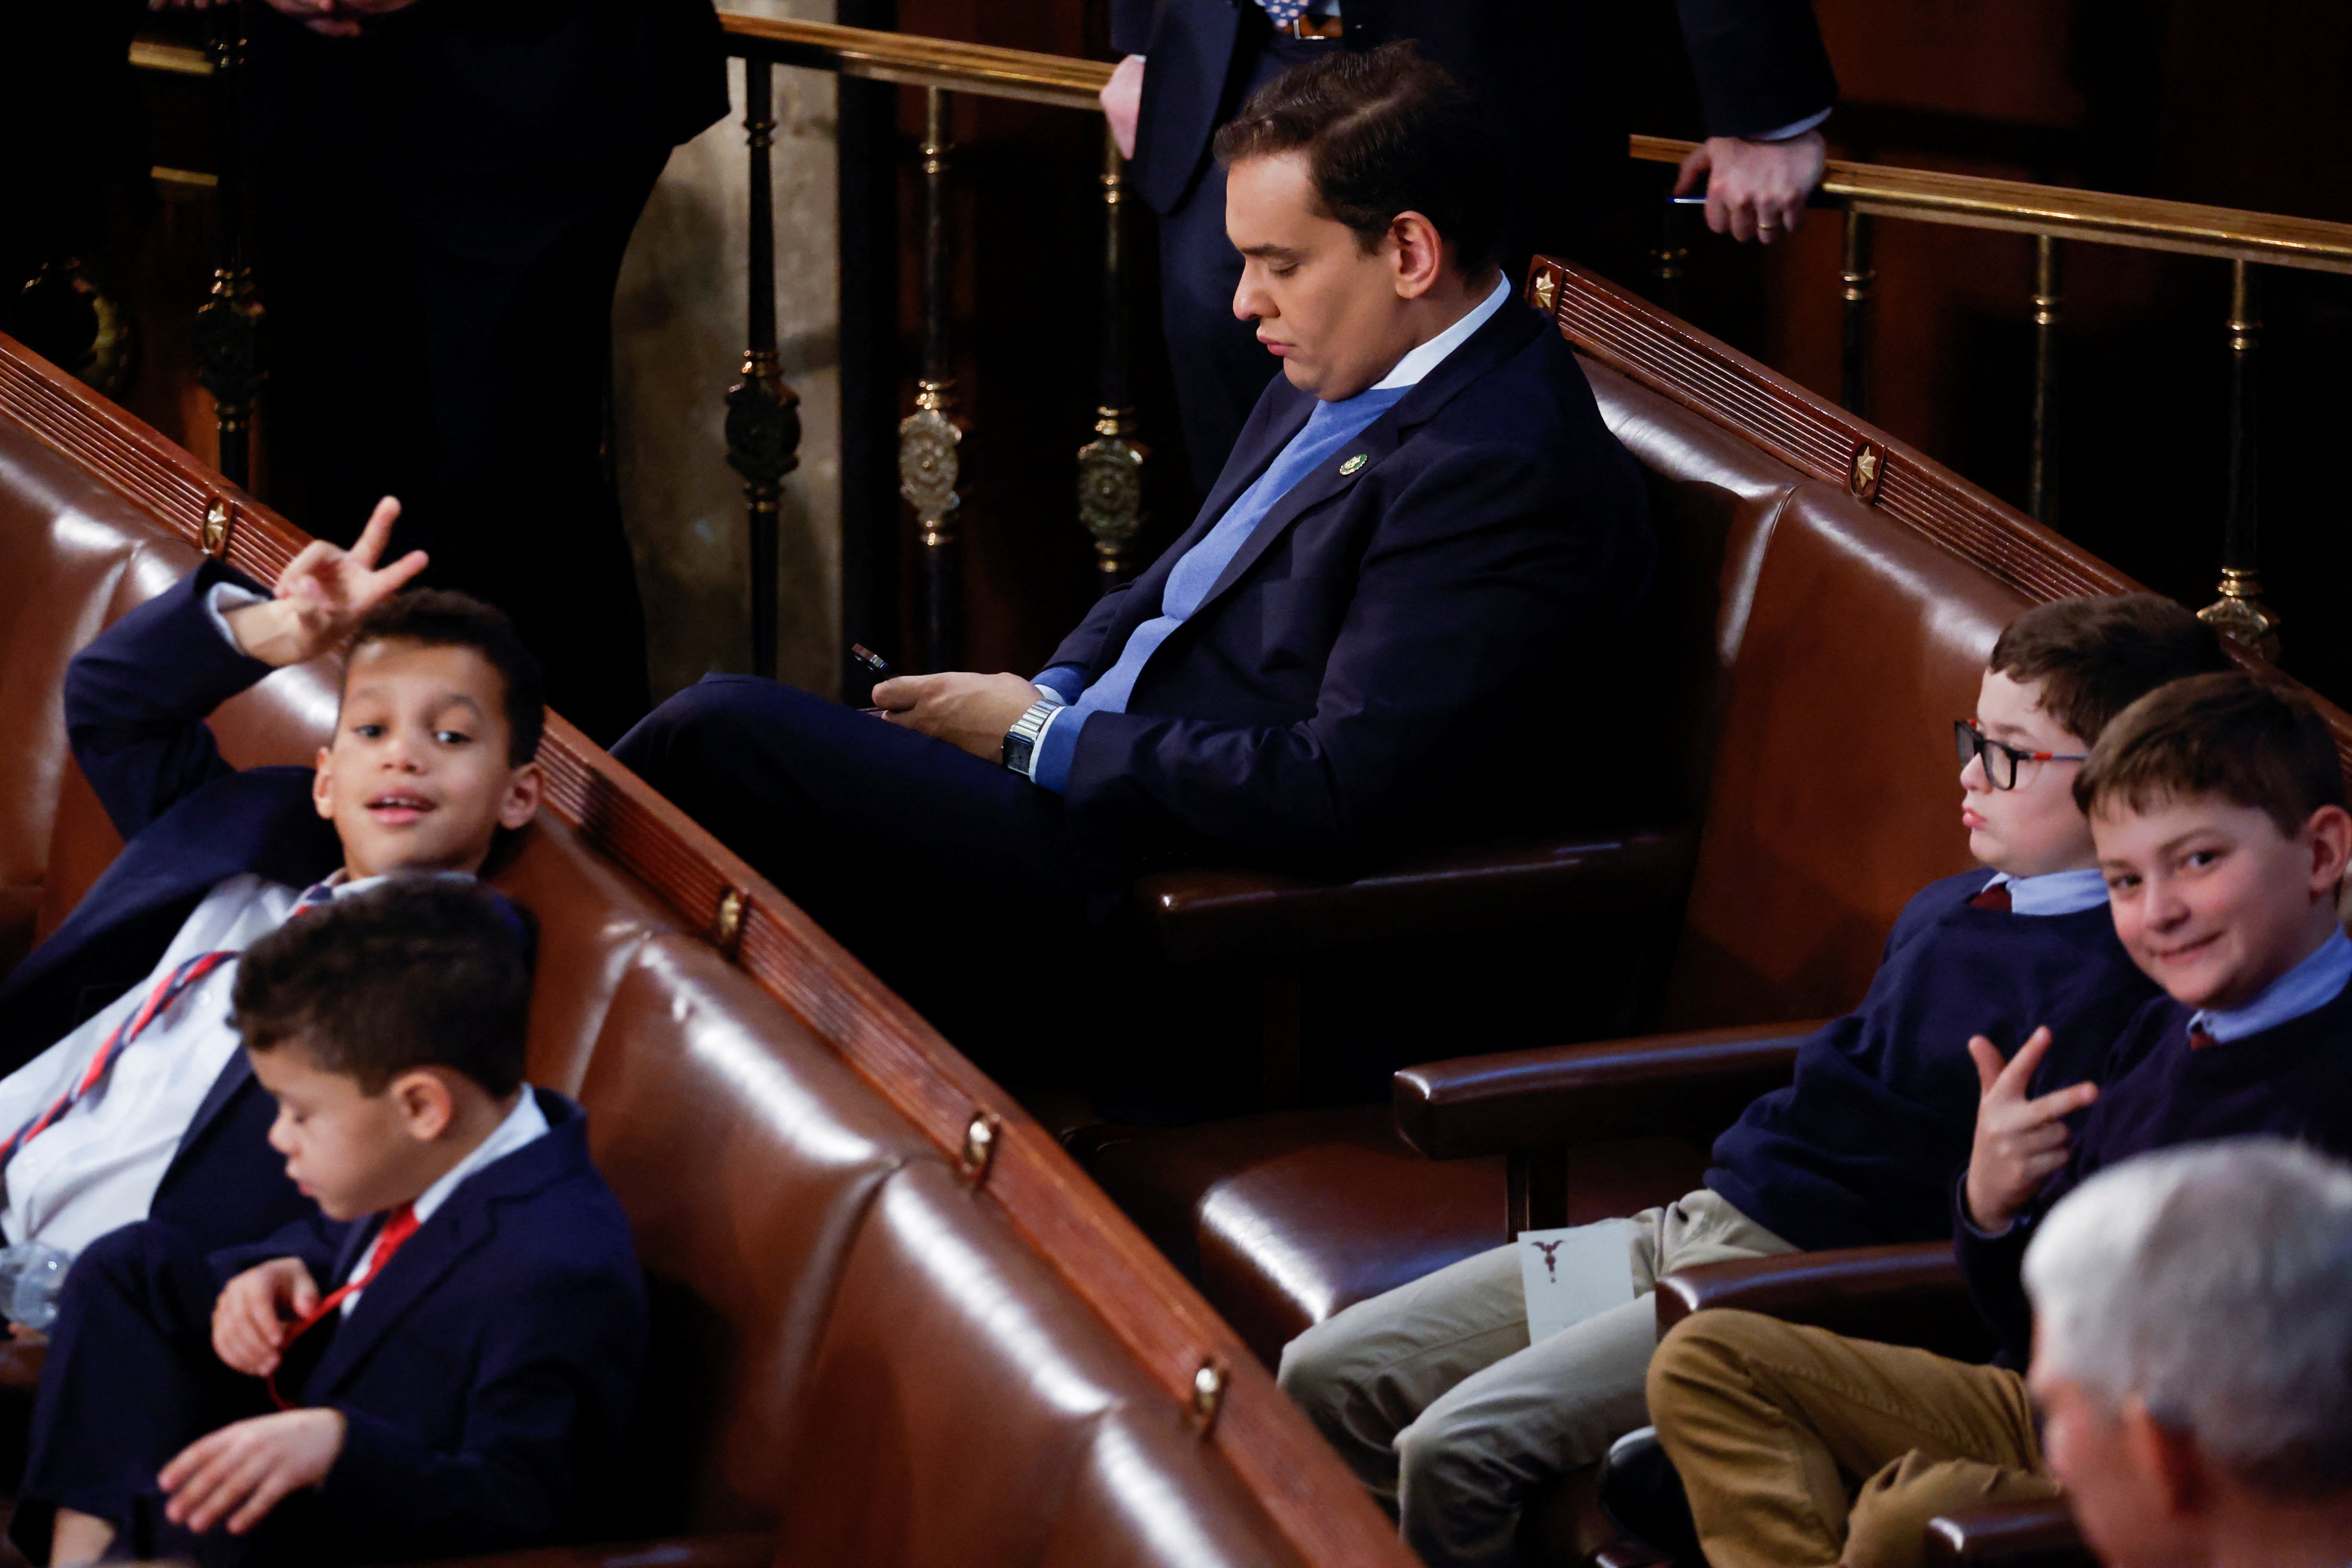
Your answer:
[1963,1026,2101,1232]
[224,496,428,670]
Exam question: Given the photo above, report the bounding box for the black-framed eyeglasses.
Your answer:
[1955,719,2088,791]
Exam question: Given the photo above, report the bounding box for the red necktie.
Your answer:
[2188,1030,2219,1051]
[1969,884,2013,913]
[269,1203,419,1410]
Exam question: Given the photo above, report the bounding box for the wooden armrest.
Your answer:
[1132,826,1695,964]
[404,1532,774,1568]
[1655,1243,1996,1365]
[1927,1500,2091,1568]
[1391,1022,1822,1161]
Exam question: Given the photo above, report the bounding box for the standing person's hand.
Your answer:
[1673,130,1827,244]
[1962,1027,2100,1232]
[1101,55,1147,161]
[223,496,429,668]
[874,672,1046,762]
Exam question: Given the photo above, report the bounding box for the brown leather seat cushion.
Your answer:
[573,933,942,1534]
[771,1158,1238,1564]
[1083,1108,1710,1367]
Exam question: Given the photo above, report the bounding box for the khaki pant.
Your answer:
[1646,1310,2062,1568]
[1277,1187,1793,1568]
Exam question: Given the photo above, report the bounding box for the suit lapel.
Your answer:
[1192,299,1548,613]
[303,1200,494,1402]
[172,1052,255,1169]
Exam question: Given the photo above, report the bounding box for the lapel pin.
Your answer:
[1340,454,1367,475]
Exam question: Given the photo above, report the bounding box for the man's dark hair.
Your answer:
[343,590,546,765]
[2075,670,2349,837]
[233,878,537,1098]
[1988,594,2233,746]
[1212,42,1508,276]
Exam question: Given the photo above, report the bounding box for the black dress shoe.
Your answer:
[1598,1426,1704,1565]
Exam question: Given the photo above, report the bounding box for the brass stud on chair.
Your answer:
[959,1111,1001,1185]
[1190,1359,1228,1436]
[711,887,746,959]
[1847,443,1883,505]
[201,500,231,557]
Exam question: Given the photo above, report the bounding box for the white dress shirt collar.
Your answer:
[1372,272,1513,391]
[410,1087,550,1229]
[1980,866,2110,918]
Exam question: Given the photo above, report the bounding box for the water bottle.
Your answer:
[0,1243,72,1332]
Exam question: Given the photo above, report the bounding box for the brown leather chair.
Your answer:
[0,334,1401,1568]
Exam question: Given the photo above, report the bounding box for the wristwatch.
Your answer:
[1000,698,1061,780]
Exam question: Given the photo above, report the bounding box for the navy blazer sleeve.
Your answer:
[64,562,281,844]
[208,1212,344,1293]
[317,1258,647,1552]
[1675,0,1839,139]
[1110,0,1154,56]
[1063,430,1645,870]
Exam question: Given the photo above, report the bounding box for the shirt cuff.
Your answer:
[1749,108,1831,143]
[1033,664,1087,706]
[203,581,269,651]
[1029,705,1090,795]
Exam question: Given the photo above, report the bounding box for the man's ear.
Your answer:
[498,762,543,832]
[2302,804,2352,899]
[390,1070,456,1143]
[1387,210,1445,300]
[312,745,336,820]
[2123,1397,2210,1522]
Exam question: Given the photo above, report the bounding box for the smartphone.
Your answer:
[848,643,897,681]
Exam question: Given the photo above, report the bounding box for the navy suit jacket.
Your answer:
[0,564,335,1254]
[1113,0,1838,231]
[202,1094,648,1564]
[1046,294,1652,886]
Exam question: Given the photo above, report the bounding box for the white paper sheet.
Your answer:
[1516,1218,1641,1343]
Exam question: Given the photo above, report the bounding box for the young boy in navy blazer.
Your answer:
[22,878,646,1567]
[0,498,543,1261]
[1279,594,2234,1568]
[1647,670,2352,1568]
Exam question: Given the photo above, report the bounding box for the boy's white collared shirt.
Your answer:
[2189,925,2352,1045]
[1979,866,2109,917]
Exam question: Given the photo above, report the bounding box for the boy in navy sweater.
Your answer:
[1647,670,2352,1568]
[1279,595,2232,1568]
[21,878,647,1567]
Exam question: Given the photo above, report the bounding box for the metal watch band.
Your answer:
[1000,698,1061,779]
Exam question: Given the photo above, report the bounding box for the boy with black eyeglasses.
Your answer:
[1278,595,2233,1568]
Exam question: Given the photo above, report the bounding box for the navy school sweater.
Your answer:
[1960,976,2352,1367]
[1705,869,2158,1253]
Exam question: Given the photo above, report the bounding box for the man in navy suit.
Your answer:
[615,46,1653,1081]
[1103,0,1840,490]
[0,501,543,1260]
[21,880,646,1566]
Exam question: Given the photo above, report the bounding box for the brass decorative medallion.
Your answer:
[1848,443,1883,504]
[201,501,231,558]
[899,394,964,546]
[1076,417,1145,576]
[959,1111,1002,1184]
[1340,454,1367,475]
[1530,268,1558,314]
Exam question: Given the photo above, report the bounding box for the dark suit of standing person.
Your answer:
[152,0,728,745]
[1103,0,1840,493]
[614,47,1654,1090]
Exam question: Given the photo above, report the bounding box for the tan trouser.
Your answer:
[1646,1309,2062,1568]
[1276,1187,1793,1568]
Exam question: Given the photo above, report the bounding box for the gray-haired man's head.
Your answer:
[2024,1138,2352,1568]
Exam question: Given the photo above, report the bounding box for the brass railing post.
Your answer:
[195,0,263,490]
[2198,260,2280,657]
[1649,194,1689,319]
[725,57,804,682]
[1077,123,1144,590]
[900,87,963,671]
[2027,234,2062,523]
[1839,208,1875,417]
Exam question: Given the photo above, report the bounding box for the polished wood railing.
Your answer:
[134,13,2352,664]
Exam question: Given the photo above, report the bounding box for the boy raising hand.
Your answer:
[0,497,543,1265]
